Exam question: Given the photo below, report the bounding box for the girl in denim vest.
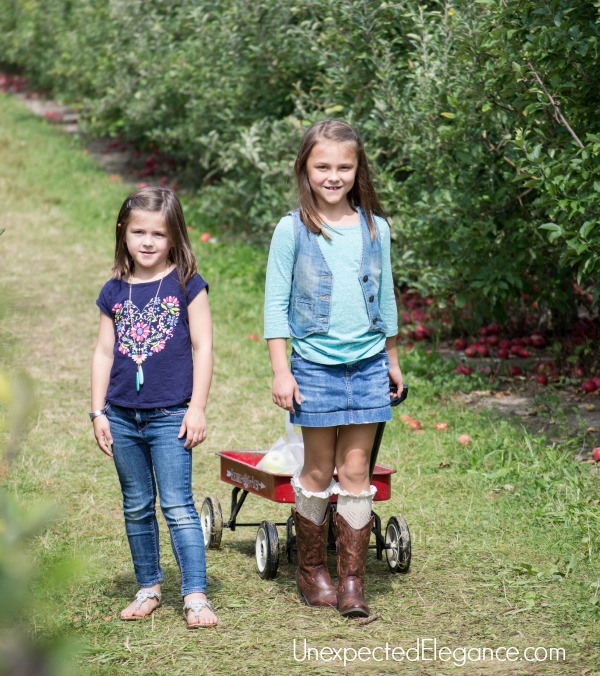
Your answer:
[264,120,403,617]
[91,187,218,628]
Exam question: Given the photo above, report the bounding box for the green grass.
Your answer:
[0,91,599,675]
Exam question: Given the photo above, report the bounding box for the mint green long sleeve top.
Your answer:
[264,213,399,365]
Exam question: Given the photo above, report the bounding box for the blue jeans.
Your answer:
[105,402,206,596]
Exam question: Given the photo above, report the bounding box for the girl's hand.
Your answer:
[388,364,404,396]
[93,415,113,457]
[179,408,207,449]
[272,371,301,413]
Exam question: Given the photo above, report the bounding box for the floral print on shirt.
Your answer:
[113,296,180,365]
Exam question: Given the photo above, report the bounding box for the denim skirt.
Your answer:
[289,348,392,427]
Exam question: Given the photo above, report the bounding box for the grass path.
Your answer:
[0,92,598,675]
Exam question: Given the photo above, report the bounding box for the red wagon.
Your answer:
[200,386,411,579]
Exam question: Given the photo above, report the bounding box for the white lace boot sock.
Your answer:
[334,485,377,529]
[291,469,335,525]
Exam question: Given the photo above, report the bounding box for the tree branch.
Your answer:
[482,131,538,178]
[526,60,585,149]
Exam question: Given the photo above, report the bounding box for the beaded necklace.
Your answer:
[128,267,168,392]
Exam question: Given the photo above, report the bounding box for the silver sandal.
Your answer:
[120,588,161,621]
[183,598,218,629]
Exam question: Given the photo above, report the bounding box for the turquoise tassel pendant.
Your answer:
[136,364,144,392]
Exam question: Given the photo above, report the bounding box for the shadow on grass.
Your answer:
[106,567,227,614]
[219,538,405,596]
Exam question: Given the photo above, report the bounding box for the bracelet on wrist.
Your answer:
[89,408,106,422]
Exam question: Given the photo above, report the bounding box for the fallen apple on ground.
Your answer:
[582,380,598,394]
[453,338,468,351]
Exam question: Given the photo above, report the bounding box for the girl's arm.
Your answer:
[179,288,213,449]
[91,312,115,457]
[385,335,403,394]
[264,217,300,412]
[267,338,301,413]
[377,218,403,394]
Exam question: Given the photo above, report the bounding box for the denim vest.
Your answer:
[288,207,387,339]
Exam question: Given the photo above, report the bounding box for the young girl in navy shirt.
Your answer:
[264,120,403,617]
[91,187,218,628]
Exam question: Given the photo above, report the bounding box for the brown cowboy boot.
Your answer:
[292,506,337,608]
[334,511,373,617]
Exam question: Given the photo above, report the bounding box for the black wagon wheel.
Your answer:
[256,520,280,580]
[200,497,223,549]
[385,515,411,574]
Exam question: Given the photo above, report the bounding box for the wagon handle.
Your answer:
[369,385,408,479]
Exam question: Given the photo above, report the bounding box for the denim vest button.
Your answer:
[363,275,369,282]
[373,317,379,323]
[369,295,374,302]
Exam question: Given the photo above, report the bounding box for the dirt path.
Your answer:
[456,383,600,461]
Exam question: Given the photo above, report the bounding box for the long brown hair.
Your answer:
[112,186,198,288]
[294,120,385,239]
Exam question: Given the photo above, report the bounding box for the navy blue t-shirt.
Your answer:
[96,270,208,409]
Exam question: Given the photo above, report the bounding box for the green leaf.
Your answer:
[539,223,562,233]
[579,221,595,240]
[440,112,456,119]
[527,144,542,161]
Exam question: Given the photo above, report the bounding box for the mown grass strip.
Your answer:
[0,92,598,675]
